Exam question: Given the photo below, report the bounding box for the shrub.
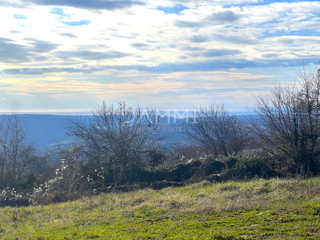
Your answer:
[30,158,91,205]
[225,157,278,180]
[0,188,30,207]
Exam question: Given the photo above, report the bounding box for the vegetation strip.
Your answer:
[1,177,320,239]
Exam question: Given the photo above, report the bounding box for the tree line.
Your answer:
[1,68,320,206]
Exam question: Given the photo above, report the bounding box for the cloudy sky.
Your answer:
[0,0,319,113]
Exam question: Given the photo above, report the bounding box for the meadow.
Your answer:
[1,177,320,239]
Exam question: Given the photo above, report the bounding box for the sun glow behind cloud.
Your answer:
[0,0,319,113]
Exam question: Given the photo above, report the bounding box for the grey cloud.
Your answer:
[109,60,256,73]
[0,38,30,63]
[276,37,320,45]
[131,43,149,48]
[190,35,207,43]
[183,46,203,51]
[24,38,59,52]
[175,9,242,29]
[33,56,49,61]
[262,53,280,58]
[0,38,58,63]
[2,58,318,75]
[58,32,77,38]
[175,20,202,28]
[10,30,21,34]
[1,67,105,74]
[108,57,319,73]
[206,10,242,23]
[54,50,129,60]
[0,0,145,10]
[112,34,135,39]
[204,49,242,57]
[211,33,258,45]
[278,39,294,45]
[182,46,242,57]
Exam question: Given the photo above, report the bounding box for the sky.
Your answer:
[0,0,319,114]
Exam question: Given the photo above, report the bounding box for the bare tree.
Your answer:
[0,112,45,189]
[185,103,251,158]
[251,68,320,176]
[66,101,165,185]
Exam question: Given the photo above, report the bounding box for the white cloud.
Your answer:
[0,0,319,111]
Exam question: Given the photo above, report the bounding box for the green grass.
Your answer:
[1,178,320,239]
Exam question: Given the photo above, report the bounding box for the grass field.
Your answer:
[1,177,320,239]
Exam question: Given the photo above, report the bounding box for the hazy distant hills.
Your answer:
[0,114,257,152]
[11,115,189,151]
[9,114,78,150]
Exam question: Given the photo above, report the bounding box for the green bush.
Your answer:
[225,157,278,180]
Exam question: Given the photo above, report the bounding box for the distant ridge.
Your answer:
[0,114,258,152]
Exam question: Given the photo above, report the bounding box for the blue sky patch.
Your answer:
[61,20,90,27]
[13,14,28,19]
[50,8,71,19]
[157,4,189,15]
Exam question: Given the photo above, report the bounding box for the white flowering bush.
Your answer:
[30,157,91,205]
[0,187,30,207]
